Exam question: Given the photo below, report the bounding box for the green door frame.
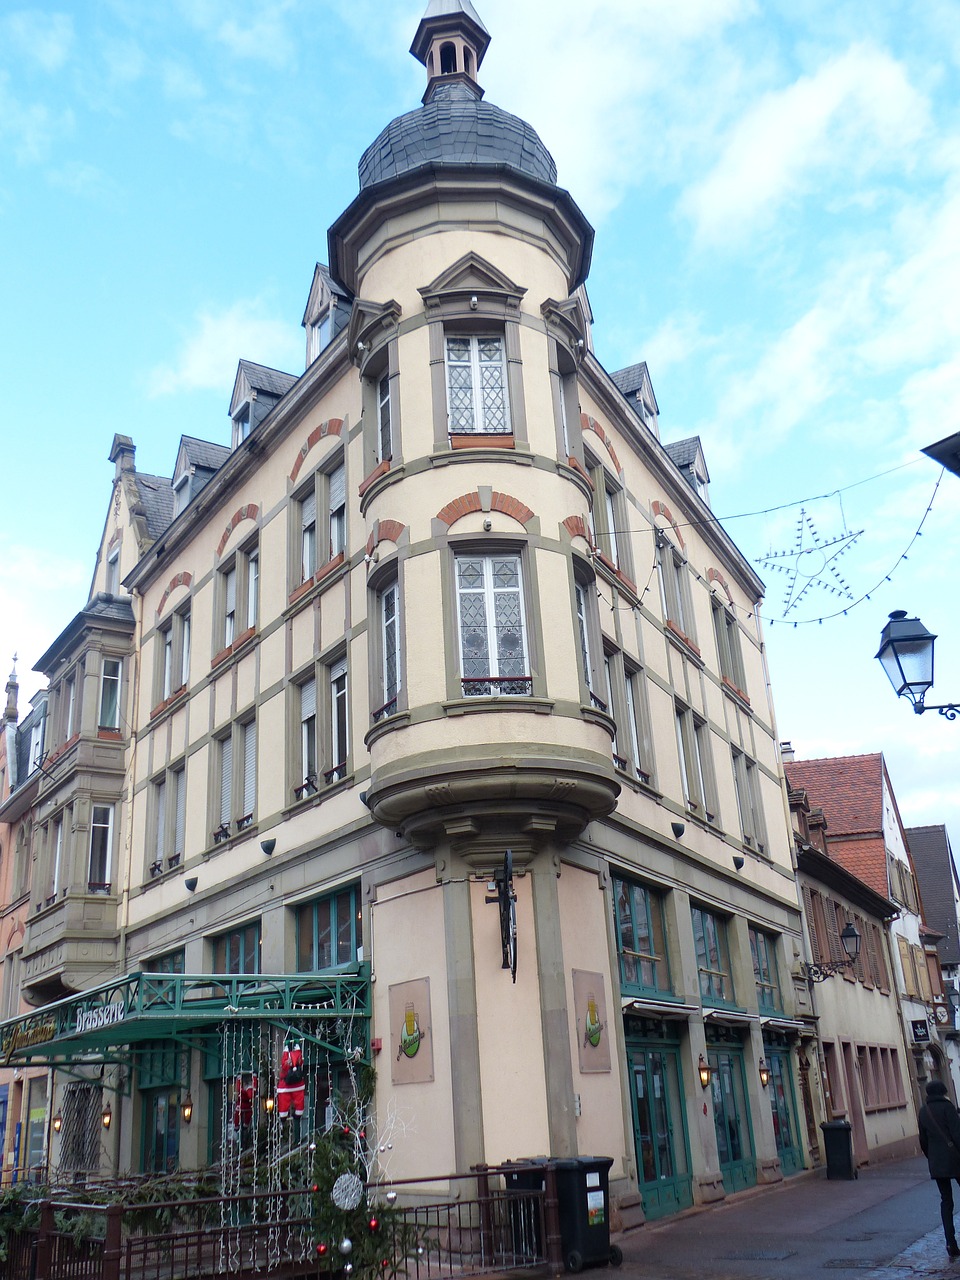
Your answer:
[766,1047,803,1176]
[708,1046,757,1195]
[625,1026,693,1221]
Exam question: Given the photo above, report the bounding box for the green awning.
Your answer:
[0,968,370,1067]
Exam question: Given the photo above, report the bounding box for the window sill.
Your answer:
[593,555,639,598]
[431,448,533,468]
[449,433,515,450]
[358,461,404,514]
[44,733,80,767]
[282,770,355,816]
[97,727,123,741]
[286,553,347,612]
[580,703,617,736]
[443,695,554,717]
[212,627,258,672]
[721,676,752,710]
[664,620,703,664]
[150,685,188,721]
[614,759,655,792]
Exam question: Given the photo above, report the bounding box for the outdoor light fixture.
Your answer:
[698,1054,713,1089]
[758,1059,771,1088]
[800,920,861,983]
[184,876,198,893]
[264,1095,275,1115]
[52,1111,63,1134]
[180,1093,194,1125]
[671,821,685,841]
[101,1102,112,1130]
[260,838,276,856]
[876,611,959,719]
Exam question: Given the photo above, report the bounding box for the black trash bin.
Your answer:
[821,1120,857,1180]
[504,1157,621,1272]
[503,1159,547,1261]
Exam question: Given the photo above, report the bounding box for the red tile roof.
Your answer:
[785,754,889,897]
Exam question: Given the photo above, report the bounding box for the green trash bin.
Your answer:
[821,1120,857,1180]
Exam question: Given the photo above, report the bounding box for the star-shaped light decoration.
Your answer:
[756,509,862,618]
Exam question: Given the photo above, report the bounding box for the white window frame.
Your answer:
[63,674,76,740]
[99,658,122,729]
[377,372,393,464]
[49,815,63,904]
[105,546,120,596]
[379,581,401,713]
[220,542,258,648]
[328,658,349,783]
[675,704,712,818]
[657,537,693,639]
[298,677,318,797]
[455,552,530,696]
[445,334,511,435]
[88,804,114,893]
[159,608,191,700]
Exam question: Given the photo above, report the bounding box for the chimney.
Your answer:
[109,434,136,478]
[4,658,18,723]
[780,741,795,764]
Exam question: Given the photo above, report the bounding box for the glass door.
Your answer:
[142,1089,180,1173]
[709,1048,756,1194]
[767,1050,803,1176]
[629,1046,692,1219]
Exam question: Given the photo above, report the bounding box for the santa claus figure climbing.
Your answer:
[232,1073,257,1135]
[277,1038,305,1118]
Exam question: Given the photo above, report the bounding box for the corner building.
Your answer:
[7,2,807,1221]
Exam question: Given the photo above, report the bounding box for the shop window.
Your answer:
[296,885,362,971]
[212,921,261,975]
[748,926,781,1012]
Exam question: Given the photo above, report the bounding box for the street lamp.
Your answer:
[101,1101,112,1130]
[876,612,959,719]
[180,1093,194,1125]
[800,920,861,983]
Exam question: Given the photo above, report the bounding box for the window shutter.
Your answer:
[301,677,317,721]
[301,491,316,530]
[219,736,233,825]
[174,770,186,855]
[824,897,843,964]
[329,464,345,511]
[801,886,821,963]
[896,934,915,996]
[243,722,256,815]
[872,923,890,991]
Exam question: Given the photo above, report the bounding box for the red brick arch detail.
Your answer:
[652,500,685,551]
[707,567,734,603]
[289,418,344,484]
[157,571,194,616]
[580,413,622,474]
[563,514,590,543]
[216,505,260,558]
[367,520,408,556]
[437,491,535,529]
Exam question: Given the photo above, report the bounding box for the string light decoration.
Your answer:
[755,509,862,616]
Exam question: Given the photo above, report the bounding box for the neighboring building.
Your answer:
[907,824,960,1091]
[787,775,917,1167]
[0,1,808,1222]
[785,752,946,1118]
[0,666,50,1183]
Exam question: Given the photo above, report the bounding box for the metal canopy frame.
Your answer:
[0,968,371,1068]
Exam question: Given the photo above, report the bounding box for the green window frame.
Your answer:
[296,885,362,972]
[614,877,671,996]
[145,949,185,975]
[212,921,261,975]
[749,926,781,1013]
[692,905,734,1004]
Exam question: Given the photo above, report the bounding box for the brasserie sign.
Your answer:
[0,1015,57,1065]
[76,1002,126,1035]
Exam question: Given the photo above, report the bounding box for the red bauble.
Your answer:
[369,1217,379,1230]
[317,1243,328,1256]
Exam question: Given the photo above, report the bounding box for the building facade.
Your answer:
[0,1,809,1221]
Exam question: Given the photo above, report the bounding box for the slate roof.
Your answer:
[358,79,557,190]
[609,362,650,399]
[133,472,176,540]
[180,437,231,473]
[785,755,889,898]
[237,360,298,400]
[665,437,700,470]
[908,824,960,964]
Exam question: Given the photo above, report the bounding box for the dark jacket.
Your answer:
[919,1093,960,1179]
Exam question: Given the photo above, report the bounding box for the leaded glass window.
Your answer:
[456,553,530,696]
[445,336,510,434]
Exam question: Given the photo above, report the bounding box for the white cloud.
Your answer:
[47,161,117,200]
[100,36,146,85]
[177,0,297,69]
[161,60,205,101]
[0,71,74,163]
[632,313,712,378]
[3,10,73,72]
[681,43,929,247]
[148,301,302,397]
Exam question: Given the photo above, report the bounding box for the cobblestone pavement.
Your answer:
[612,1157,960,1280]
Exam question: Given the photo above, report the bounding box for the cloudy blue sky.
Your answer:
[2,0,959,844]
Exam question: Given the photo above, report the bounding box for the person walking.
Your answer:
[919,1079,960,1258]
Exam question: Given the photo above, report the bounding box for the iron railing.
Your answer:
[5,1163,561,1280]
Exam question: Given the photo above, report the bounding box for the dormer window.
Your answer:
[232,404,251,449]
[309,313,332,363]
[105,546,120,596]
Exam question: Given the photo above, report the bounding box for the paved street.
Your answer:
[614,1156,960,1280]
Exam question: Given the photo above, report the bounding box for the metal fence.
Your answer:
[5,1164,558,1280]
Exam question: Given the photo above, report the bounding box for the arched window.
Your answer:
[440,42,457,74]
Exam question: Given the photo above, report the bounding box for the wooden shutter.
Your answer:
[219,736,233,825]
